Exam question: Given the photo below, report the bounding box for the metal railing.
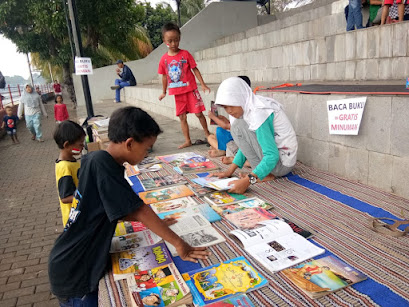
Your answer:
[0,84,53,110]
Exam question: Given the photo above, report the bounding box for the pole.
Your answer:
[66,0,94,118]
[48,62,54,83]
[26,53,34,87]
[176,0,181,27]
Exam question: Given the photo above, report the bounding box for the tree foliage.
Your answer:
[179,0,205,25]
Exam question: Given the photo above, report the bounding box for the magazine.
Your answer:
[188,183,214,197]
[150,197,198,214]
[282,256,367,299]
[210,198,273,215]
[157,203,221,223]
[139,185,194,204]
[225,208,277,229]
[205,294,255,307]
[110,231,162,253]
[157,152,207,167]
[230,220,325,273]
[139,164,163,173]
[174,161,219,175]
[138,156,161,168]
[115,221,147,236]
[127,262,192,307]
[185,256,268,306]
[124,163,140,177]
[204,191,255,207]
[111,242,173,280]
[166,214,226,256]
[192,177,239,191]
[140,174,188,191]
[209,101,219,125]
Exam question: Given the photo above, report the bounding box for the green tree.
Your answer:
[179,0,205,25]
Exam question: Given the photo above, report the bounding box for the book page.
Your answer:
[110,230,161,253]
[206,177,239,191]
[169,214,210,233]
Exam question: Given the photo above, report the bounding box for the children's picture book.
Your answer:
[111,242,173,280]
[282,256,367,299]
[139,185,194,204]
[110,231,162,253]
[138,156,161,168]
[124,163,140,177]
[157,152,207,167]
[225,208,277,229]
[115,221,147,236]
[210,198,273,216]
[188,183,214,197]
[186,256,268,306]
[174,161,220,174]
[204,191,255,207]
[230,220,325,273]
[140,174,188,191]
[192,177,239,191]
[204,294,255,307]
[157,203,221,223]
[150,197,198,214]
[127,262,192,307]
[166,214,225,256]
[209,101,219,125]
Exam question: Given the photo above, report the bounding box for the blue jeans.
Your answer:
[346,0,363,31]
[115,79,130,102]
[25,113,42,140]
[58,291,98,307]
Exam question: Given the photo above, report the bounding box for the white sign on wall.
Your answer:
[327,97,367,135]
[75,57,93,75]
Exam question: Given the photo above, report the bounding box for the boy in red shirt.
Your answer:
[158,23,210,149]
[53,80,62,95]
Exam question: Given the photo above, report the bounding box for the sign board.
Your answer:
[327,97,366,135]
[75,57,93,75]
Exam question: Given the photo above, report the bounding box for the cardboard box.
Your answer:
[87,142,101,152]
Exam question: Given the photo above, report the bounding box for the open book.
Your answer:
[282,256,367,299]
[166,214,225,256]
[230,220,325,273]
[192,177,239,191]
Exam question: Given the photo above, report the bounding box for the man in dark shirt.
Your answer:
[48,107,209,306]
[111,59,137,103]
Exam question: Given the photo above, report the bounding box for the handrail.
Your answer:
[0,84,54,110]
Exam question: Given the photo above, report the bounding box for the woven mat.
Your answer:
[99,151,409,307]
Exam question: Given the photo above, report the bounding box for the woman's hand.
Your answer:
[228,177,250,194]
[175,240,210,263]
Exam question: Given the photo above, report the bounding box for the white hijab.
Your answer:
[20,84,40,109]
[215,77,282,131]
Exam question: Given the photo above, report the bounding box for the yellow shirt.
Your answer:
[55,159,80,226]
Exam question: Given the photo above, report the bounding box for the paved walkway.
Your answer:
[0,100,209,307]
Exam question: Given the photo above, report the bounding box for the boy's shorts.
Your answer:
[6,129,16,135]
[174,89,205,116]
[384,0,406,4]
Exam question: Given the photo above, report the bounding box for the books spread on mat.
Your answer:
[115,221,147,236]
[282,256,367,299]
[157,152,207,167]
[174,161,219,174]
[127,262,192,307]
[188,183,214,197]
[225,208,277,229]
[192,177,239,191]
[205,294,255,307]
[139,174,188,191]
[230,220,325,273]
[111,242,172,280]
[110,231,162,253]
[139,185,194,204]
[210,198,273,216]
[204,191,255,207]
[157,203,221,223]
[150,197,198,214]
[166,214,225,256]
[184,256,268,306]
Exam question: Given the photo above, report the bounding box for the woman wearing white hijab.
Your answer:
[18,84,48,142]
[214,77,297,194]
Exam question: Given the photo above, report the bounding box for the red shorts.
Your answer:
[174,89,205,116]
[384,0,405,4]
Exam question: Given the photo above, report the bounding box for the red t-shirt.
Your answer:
[53,83,62,93]
[158,49,197,95]
[54,103,69,121]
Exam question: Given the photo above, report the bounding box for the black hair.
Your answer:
[55,94,63,104]
[161,22,181,37]
[238,76,251,87]
[53,120,86,149]
[108,107,162,143]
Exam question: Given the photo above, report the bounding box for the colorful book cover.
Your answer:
[140,174,188,191]
[150,197,198,214]
[109,231,162,253]
[111,242,172,280]
[209,101,219,125]
[225,208,277,229]
[282,256,367,299]
[114,221,147,236]
[124,163,140,177]
[179,161,219,174]
[188,183,214,197]
[157,203,221,223]
[139,185,194,205]
[211,198,273,216]
[204,192,254,207]
[205,294,255,307]
[186,256,268,306]
[157,152,207,167]
[127,262,192,307]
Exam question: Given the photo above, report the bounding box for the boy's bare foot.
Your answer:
[178,141,192,149]
[262,173,276,182]
[221,156,234,165]
[208,149,225,158]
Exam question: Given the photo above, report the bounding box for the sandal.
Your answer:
[193,139,208,146]
[368,217,409,237]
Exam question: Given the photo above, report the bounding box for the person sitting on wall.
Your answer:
[111,60,137,103]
